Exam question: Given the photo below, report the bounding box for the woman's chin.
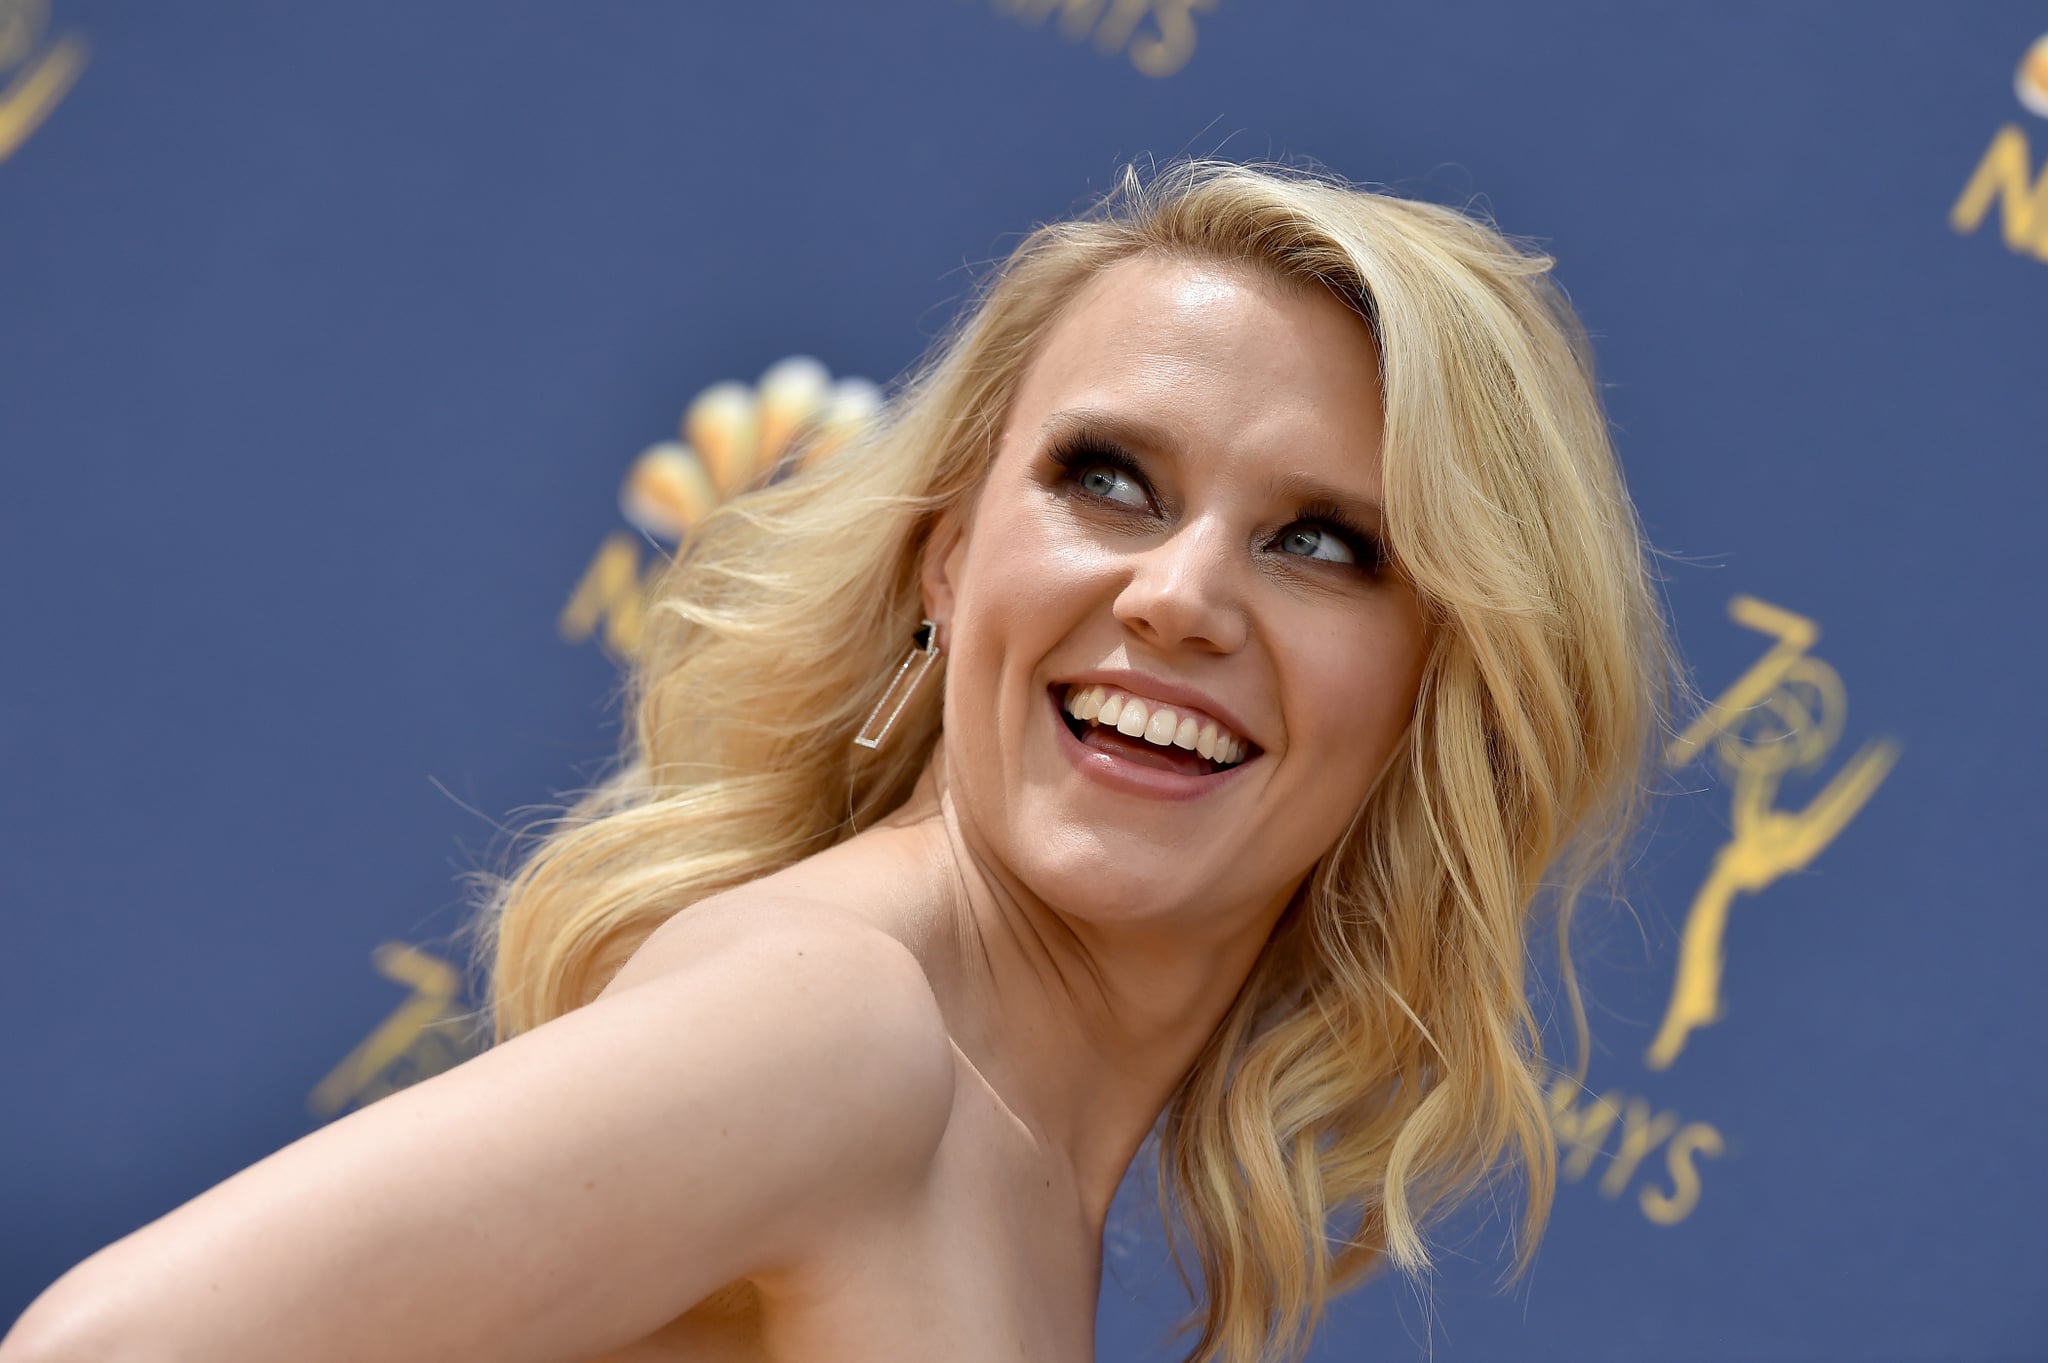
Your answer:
[1012,845,1230,927]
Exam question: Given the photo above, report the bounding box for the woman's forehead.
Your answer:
[1035,255,1312,365]
[1003,255,1386,483]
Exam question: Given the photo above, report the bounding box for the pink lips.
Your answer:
[1047,686,1256,802]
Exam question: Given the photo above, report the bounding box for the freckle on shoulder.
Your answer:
[606,889,922,996]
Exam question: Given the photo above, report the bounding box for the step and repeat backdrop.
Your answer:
[2,2,2043,1359]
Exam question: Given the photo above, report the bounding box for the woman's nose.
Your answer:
[1110,518,1249,654]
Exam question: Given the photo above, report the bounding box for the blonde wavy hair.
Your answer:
[462,157,1680,1363]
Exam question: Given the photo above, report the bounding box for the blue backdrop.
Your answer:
[3,2,2044,1359]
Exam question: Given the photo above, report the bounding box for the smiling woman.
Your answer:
[464,159,1680,1363]
[0,158,1679,1363]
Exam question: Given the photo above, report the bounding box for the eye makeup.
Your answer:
[1044,427,1388,575]
[1047,431,1156,514]
[1285,496,1388,572]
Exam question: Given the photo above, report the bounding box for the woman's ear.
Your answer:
[917,502,970,633]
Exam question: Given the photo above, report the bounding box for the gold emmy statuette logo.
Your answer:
[309,943,480,1118]
[1537,598,1899,1230]
[991,0,1216,79]
[1647,595,1901,1072]
[1949,33,2048,262]
[0,0,87,166]
[558,355,881,661]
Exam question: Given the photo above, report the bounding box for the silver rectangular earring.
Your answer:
[852,619,941,750]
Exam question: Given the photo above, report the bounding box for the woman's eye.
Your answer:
[1075,463,1149,509]
[1274,524,1356,565]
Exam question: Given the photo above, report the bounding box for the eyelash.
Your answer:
[1047,433,1388,574]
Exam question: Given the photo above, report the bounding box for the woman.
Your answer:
[2,159,1677,1363]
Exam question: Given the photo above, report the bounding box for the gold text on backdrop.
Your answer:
[0,0,87,166]
[1948,34,2048,264]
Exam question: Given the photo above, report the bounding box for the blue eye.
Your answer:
[1075,463,1149,508]
[1050,434,1154,511]
[1278,497,1388,575]
[1049,430,1388,576]
[1275,524,1355,565]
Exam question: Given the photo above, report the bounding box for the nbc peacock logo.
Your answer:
[316,359,882,1121]
[559,356,882,661]
[1950,32,2048,262]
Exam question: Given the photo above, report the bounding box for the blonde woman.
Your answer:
[3,159,1679,1363]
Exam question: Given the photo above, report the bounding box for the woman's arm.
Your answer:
[0,910,958,1363]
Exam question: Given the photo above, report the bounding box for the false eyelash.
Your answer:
[1048,432,1150,491]
[1048,429,1387,574]
[1292,496,1390,573]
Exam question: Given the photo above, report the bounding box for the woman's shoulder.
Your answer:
[607,822,946,997]
[596,883,961,1199]
[604,879,932,1002]
[2,889,959,1363]
[603,882,959,1116]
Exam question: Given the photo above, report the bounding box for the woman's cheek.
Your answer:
[1306,640,1423,791]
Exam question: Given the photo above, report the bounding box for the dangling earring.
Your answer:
[853,618,941,750]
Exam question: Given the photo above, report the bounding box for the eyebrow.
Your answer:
[1038,406,1385,530]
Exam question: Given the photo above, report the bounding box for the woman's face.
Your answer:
[924,252,1430,937]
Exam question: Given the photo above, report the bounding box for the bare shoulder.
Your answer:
[601,886,938,1004]
[599,888,962,1193]
[601,886,949,1051]
[0,889,958,1363]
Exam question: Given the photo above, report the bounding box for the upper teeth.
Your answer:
[1061,685,1250,766]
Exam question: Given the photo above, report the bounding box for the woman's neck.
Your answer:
[863,755,1296,1240]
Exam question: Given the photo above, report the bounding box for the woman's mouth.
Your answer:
[1052,683,1257,780]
